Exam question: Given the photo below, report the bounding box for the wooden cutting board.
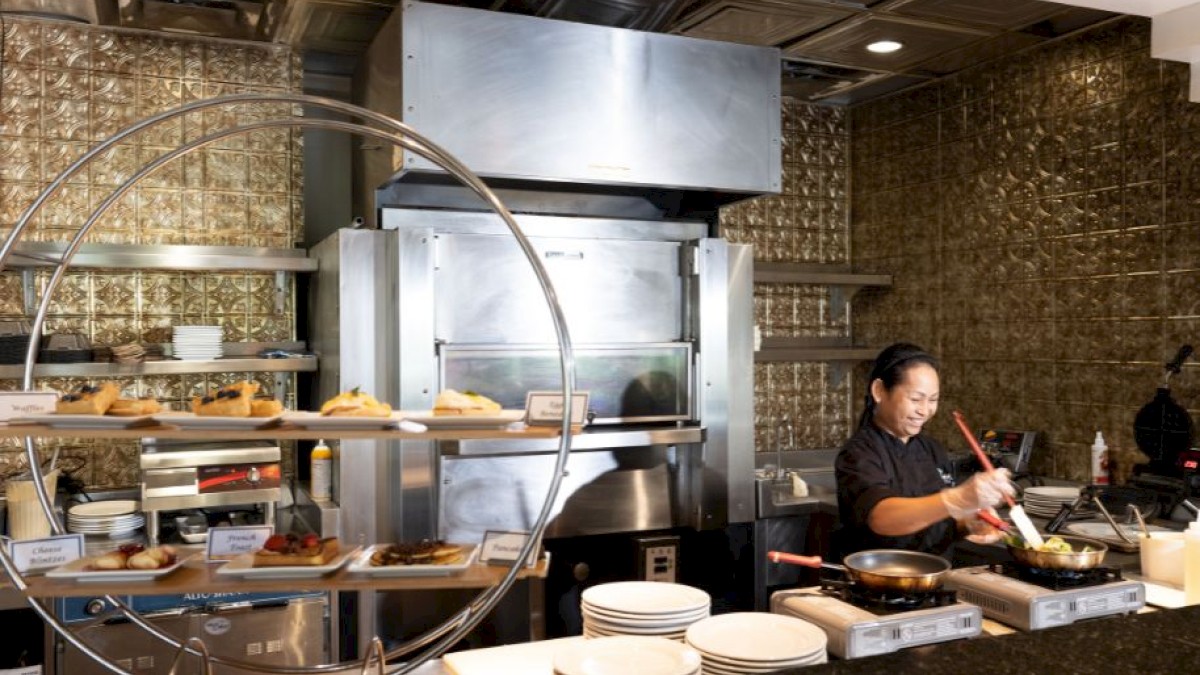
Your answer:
[442,637,586,675]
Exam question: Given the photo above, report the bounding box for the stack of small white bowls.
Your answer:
[685,613,827,673]
[581,581,711,642]
[172,325,223,361]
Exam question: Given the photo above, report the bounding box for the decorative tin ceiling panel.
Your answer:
[784,14,990,72]
[673,1,854,47]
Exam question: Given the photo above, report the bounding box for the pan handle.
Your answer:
[767,551,844,572]
[952,410,1017,508]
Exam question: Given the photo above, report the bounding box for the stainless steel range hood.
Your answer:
[353,0,781,224]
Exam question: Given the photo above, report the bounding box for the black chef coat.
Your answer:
[834,418,957,559]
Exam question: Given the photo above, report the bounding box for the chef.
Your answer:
[835,343,1014,558]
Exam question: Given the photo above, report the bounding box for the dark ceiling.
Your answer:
[3,0,1121,105]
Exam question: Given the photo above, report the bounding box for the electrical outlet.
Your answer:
[636,535,679,583]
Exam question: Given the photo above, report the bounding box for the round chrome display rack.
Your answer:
[0,93,578,675]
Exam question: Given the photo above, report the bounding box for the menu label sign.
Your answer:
[206,526,273,561]
[8,534,84,574]
[524,391,590,426]
[479,530,540,568]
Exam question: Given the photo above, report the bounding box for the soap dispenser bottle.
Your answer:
[1186,517,1200,605]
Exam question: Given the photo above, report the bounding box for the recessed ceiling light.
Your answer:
[866,40,903,54]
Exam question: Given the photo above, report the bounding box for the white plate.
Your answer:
[685,614,826,664]
[214,546,359,579]
[584,619,692,636]
[69,500,141,517]
[15,413,156,429]
[1064,522,1174,541]
[583,606,709,627]
[1023,486,1081,500]
[346,543,478,577]
[553,636,702,675]
[283,411,403,430]
[180,531,209,544]
[403,410,526,429]
[45,553,190,582]
[582,582,711,616]
[154,412,283,430]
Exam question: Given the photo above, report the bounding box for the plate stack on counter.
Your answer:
[68,500,145,553]
[553,636,701,675]
[1021,486,1091,519]
[684,613,827,673]
[581,581,711,642]
[172,325,223,361]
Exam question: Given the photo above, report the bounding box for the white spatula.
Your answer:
[952,410,1044,549]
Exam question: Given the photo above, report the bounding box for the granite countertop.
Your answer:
[783,605,1200,674]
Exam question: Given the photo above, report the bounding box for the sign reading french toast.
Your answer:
[207,525,273,561]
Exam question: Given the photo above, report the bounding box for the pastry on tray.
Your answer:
[250,399,283,417]
[56,382,120,415]
[369,540,464,567]
[253,533,340,567]
[108,397,163,416]
[319,387,392,417]
[89,544,177,571]
[192,381,260,417]
[433,389,502,416]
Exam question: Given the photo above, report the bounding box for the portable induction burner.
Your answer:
[943,564,1144,631]
[770,584,982,659]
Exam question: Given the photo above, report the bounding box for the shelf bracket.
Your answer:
[359,636,387,675]
[21,268,37,316]
[827,284,859,324]
[274,270,287,315]
[167,636,214,675]
[274,372,290,407]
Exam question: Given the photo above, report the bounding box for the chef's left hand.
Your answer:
[962,507,1005,544]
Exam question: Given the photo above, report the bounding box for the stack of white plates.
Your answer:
[1022,486,1089,519]
[172,325,223,360]
[581,582,711,642]
[553,636,702,675]
[685,613,827,673]
[67,500,144,536]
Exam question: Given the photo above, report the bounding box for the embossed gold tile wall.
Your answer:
[723,100,852,453]
[0,16,301,489]
[851,17,1199,481]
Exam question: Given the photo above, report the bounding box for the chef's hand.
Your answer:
[940,468,1015,519]
[962,507,1005,544]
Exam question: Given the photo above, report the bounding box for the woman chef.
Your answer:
[835,343,1014,558]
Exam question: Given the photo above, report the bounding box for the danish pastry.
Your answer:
[56,382,120,415]
[193,381,259,417]
[108,397,162,416]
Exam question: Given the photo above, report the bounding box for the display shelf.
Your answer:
[0,420,570,442]
[19,551,550,598]
[753,263,891,324]
[0,357,317,379]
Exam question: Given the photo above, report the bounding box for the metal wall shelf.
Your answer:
[4,242,317,272]
[0,357,316,379]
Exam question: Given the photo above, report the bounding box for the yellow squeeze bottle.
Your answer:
[310,439,332,501]
[1185,517,1200,605]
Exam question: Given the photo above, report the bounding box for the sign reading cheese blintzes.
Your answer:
[9,534,84,574]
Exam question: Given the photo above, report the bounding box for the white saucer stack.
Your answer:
[172,325,223,361]
[581,581,711,642]
[1022,486,1086,519]
[68,500,145,537]
[553,636,702,675]
[685,613,827,673]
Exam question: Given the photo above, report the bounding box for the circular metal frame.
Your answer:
[0,93,578,674]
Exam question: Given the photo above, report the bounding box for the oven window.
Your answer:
[441,345,692,424]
